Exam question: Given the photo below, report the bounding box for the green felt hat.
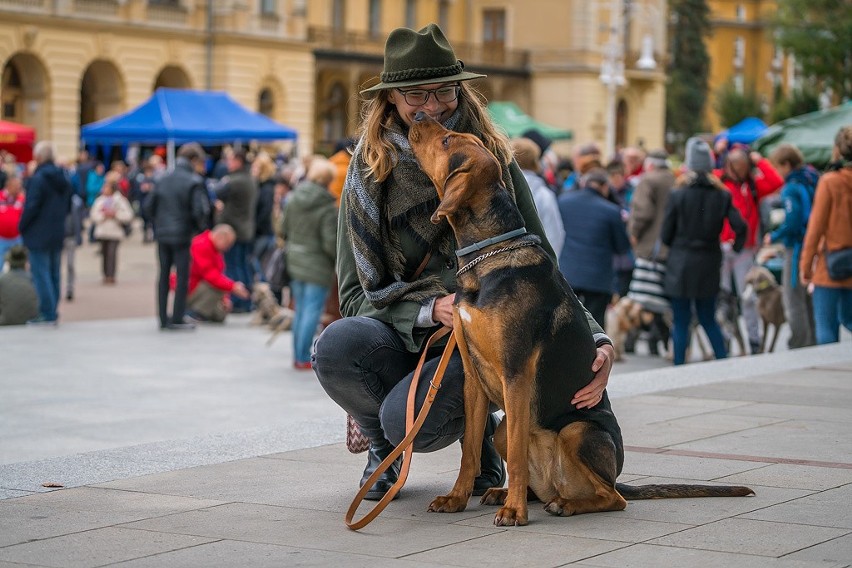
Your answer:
[361,23,486,94]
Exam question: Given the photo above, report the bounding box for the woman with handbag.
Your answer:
[799,125,852,344]
[311,23,616,502]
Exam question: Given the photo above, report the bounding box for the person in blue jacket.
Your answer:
[557,167,631,327]
[765,143,819,349]
[18,141,72,324]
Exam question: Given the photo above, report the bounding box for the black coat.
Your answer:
[660,173,747,298]
[144,158,210,245]
[19,161,72,251]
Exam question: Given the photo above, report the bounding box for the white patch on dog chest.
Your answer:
[458,307,472,323]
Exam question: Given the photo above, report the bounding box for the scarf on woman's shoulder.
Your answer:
[345,105,515,309]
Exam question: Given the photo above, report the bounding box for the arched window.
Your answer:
[616,99,628,149]
[258,88,274,117]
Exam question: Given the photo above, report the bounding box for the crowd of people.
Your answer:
[0,21,850,508]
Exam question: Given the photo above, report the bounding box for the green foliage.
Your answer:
[769,86,821,123]
[772,0,852,101]
[665,0,711,144]
[713,80,763,128]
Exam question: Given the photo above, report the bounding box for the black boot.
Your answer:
[472,413,506,496]
[360,441,402,501]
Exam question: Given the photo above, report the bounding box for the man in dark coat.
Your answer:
[214,148,257,313]
[558,168,631,327]
[144,142,211,330]
[18,141,72,325]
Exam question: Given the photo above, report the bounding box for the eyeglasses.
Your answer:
[395,85,460,106]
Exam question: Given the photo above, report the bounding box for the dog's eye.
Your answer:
[442,135,450,149]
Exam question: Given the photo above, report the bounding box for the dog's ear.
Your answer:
[431,152,471,223]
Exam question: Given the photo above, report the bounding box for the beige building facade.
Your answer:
[2,0,668,162]
[706,0,793,131]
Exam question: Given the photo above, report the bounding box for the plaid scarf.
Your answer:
[345,105,514,309]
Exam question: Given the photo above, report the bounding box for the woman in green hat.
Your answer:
[313,23,615,502]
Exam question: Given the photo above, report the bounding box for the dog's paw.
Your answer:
[494,506,528,526]
[427,495,468,513]
[480,488,508,506]
[544,498,570,516]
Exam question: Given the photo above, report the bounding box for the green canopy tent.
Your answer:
[752,102,852,168]
[487,102,573,141]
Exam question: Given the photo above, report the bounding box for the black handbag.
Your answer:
[826,247,852,280]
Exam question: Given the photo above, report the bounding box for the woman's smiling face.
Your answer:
[388,82,460,127]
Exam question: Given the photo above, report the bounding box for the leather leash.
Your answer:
[345,325,456,530]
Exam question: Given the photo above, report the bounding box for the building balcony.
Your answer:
[308,26,529,73]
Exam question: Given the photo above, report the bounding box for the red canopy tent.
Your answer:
[0,120,36,163]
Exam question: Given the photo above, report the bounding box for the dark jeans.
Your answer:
[224,240,252,312]
[157,242,190,327]
[313,316,466,452]
[812,286,852,344]
[671,296,727,365]
[28,247,62,321]
[100,239,119,279]
[573,288,611,329]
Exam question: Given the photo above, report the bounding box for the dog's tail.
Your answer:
[615,482,754,500]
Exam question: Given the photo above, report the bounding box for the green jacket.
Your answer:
[280,180,338,287]
[337,160,606,352]
[0,269,39,325]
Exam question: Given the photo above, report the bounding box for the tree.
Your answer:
[665,0,712,146]
[770,86,820,123]
[773,0,852,102]
[713,80,763,128]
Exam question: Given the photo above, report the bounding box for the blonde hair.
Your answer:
[358,82,511,182]
[253,152,276,182]
[835,125,852,161]
[306,157,337,186]
[511,137,541,172]
[102,171,122,194]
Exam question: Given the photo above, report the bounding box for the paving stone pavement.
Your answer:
[1,229,851,567]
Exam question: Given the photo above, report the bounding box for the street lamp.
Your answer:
[599,0,626,162]
[599,0,659,160]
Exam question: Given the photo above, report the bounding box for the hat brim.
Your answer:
[360,71,487,94]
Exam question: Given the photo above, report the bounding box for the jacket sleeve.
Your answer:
[659,191,678,248]
[115,196,135,224]
[769,184,801,243]
[627,178,653,239]
[192,238,235,292]
[17,180,42,234]
[726,195,748,252]
[191,181,211,232]
[89,197,105,224]
[611,209,631,255]
[799,175,831,280]
[754,158,784,198]
[320,202,338,263]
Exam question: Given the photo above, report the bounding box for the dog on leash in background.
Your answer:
[606,297,666,361]
[743,265,786,353]
[250,282,294,346]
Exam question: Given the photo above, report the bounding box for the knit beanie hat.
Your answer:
[685,137,714,173]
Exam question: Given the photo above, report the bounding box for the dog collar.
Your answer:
[455,227,527,257]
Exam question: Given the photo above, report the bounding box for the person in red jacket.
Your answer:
[0,172,25,265]
[714,147,783,354]
[186,224,250,323]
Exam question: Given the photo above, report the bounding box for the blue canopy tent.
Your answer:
[717,117,768,145]
[80,88,298,166]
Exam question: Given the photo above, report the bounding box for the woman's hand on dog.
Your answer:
[572,344,614,409]
[432,294,456,328]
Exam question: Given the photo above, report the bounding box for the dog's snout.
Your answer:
[414,111,427,122]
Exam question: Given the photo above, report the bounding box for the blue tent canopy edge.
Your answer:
[717,117,767,145]
[80,88,298,145]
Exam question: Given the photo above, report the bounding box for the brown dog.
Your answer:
[743,265,786,353]
[408,113,753,527]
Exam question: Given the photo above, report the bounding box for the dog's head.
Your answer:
[408,112,503,224]
[612,297,646,332]
[743,266,778,297]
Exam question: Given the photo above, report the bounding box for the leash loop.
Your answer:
[345,326,456,530]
